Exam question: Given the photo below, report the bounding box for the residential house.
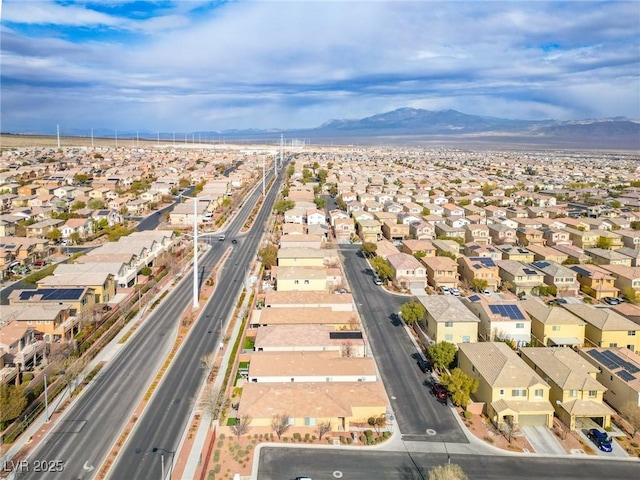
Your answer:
[306,209,326,226]
[599,265,640,296]
[247,351,377,383]
[570,264,618,300]
[496,260,546,296]
[386,253,427,289]
[457,256,500,292]
[457,342,554,428]
[264,290,354,312]
[381,219,410,241]
[60,218,93,240]
[277,247,326,268]
[565,227,600,250]
[520,347,613,430]
[488,224,517,245]
[401,240,436,258]
[275,266,328,292]
[421,256,459,290]
[253,324,365,355]
[526,245,568,265]
[562,304,640,352]
[464,224,491,245]
[2,304,72,342]
[420,296,479,344]
[25,219,64,238]
[463,295,531,346]
[498,246,535,263]
[515,227,545,247]
[249,307,358,330]
[0,322,46,371]
[541,228,572,247]
[356,219,382,243]
[550,244,590,264]
[580,347,640,413]
[530,261,580,297]
[520,298,586,347]
[237,381,387,433]
[409,220,436,240]
[37,272,116,304]
[585,248,633,267]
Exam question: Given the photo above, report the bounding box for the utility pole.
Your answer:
[192,196,199,309]
[280,134,284,170]
[262,156,266,196]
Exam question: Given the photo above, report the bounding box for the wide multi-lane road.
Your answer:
[340,246,466,443]
[257,447,640,480]
[18,162,285,480]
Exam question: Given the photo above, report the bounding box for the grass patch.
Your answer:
[226,417,238,426]
[243,337,255,350]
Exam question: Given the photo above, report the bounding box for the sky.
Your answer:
[1,0,639,135]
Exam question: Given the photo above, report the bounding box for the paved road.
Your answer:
[17,163,286,480]
[257,447,639,480]
[109,166,285,480]
[340,246,466,443]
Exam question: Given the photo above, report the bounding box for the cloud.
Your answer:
[1,0,638,133]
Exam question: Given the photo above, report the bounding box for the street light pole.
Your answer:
[192,196,199,310]
[160,454,164,480]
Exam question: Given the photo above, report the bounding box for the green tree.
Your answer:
[313,196,326,209]
[421,207,431,216]
[429,463,469,480]
[361,242,377,258]
[87,198,106,210]
[70,232,81,245]
[73,173,88,184]
[317,169,328,184]
[336,196,347,210]
[286,165,295,179]
[427,341,456,372]
[441,368,479,407]
[281,187,289,198]
[140,266,152,276]
[596,236,613,249]
[302,168,312,180]
[400,301,426,327]
[371,256,393,282]
[71,201,86,212]
[472,278,488,292]
[259,245,278,269]
[274,199,295,214]
[179,177,191,188]
[47,228,62,242]
[0,384,27,429]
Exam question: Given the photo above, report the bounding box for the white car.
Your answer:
[440,286,451,295]
[450,287,461,296]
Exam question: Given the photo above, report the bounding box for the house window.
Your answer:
[287,418,295,426]
[294,280,299,285]
[628,331,636,336]
[444,322,453,328]
[609,343,618,347]
[511,389,526,397]
[516,323,524,329]
[462,336,471,343]
[552,325,560,332]
[588,390,597,398]
[499,389,505,396]
[534,389,543,398]
[304,280,310,285]
[304,417,316,426]
[569,390,577,398]
[444,334,453,341]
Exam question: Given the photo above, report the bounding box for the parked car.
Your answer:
[546,298,568,306]
[432,383,448,402]
[33,260,47,267]
[587,429,613,452]
[440,286,451,295]
[373,276,383,286]
[481,289,491,295]
[417,359,431,373]
[449,287,461,296]
[603,297,620,306]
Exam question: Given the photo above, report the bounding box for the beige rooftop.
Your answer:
[248,351,377,377]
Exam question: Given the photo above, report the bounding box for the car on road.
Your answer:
[218,234,226,241]
[432,383,448,402]
[603,297,620,305]
[587,429,613,452]
[417,359,431,373]
[231,239,238,244]
[373,276,383,285]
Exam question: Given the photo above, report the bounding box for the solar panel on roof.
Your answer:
[468,295,481,302]
[533,261,550,269]
[523,268,538,275]
[617,370,635,382]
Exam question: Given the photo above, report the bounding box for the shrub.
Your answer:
[304,433,310,442]
[631,441,638,448]
[382,431,391,439]
[346,437,353,444]
[464,410,473,420]
[364,429,373,439]
[293,432,302,441]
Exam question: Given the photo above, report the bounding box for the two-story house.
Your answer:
[421,256,459,290]
[458,342,554,428]
[520,348,613,430]
[496,260,546,296]
[562,304,640,352]
[570,264,618,300]
[530,261,580,297]
[457,256,500,292]
[420,296,479,344]
[520,298,586,347]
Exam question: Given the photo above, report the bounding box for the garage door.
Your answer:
[518,414,548,427]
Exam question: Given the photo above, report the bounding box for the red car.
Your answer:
[432,383,448,402]
[33,260,47,267]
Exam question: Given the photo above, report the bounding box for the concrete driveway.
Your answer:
[577,428,628,458]
[521,426,566,455]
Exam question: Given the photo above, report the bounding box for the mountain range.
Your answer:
[44,108,640,149]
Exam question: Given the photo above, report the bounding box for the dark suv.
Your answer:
[417,359,431,373]
[587,429,613,452]
[432,383,448,402]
